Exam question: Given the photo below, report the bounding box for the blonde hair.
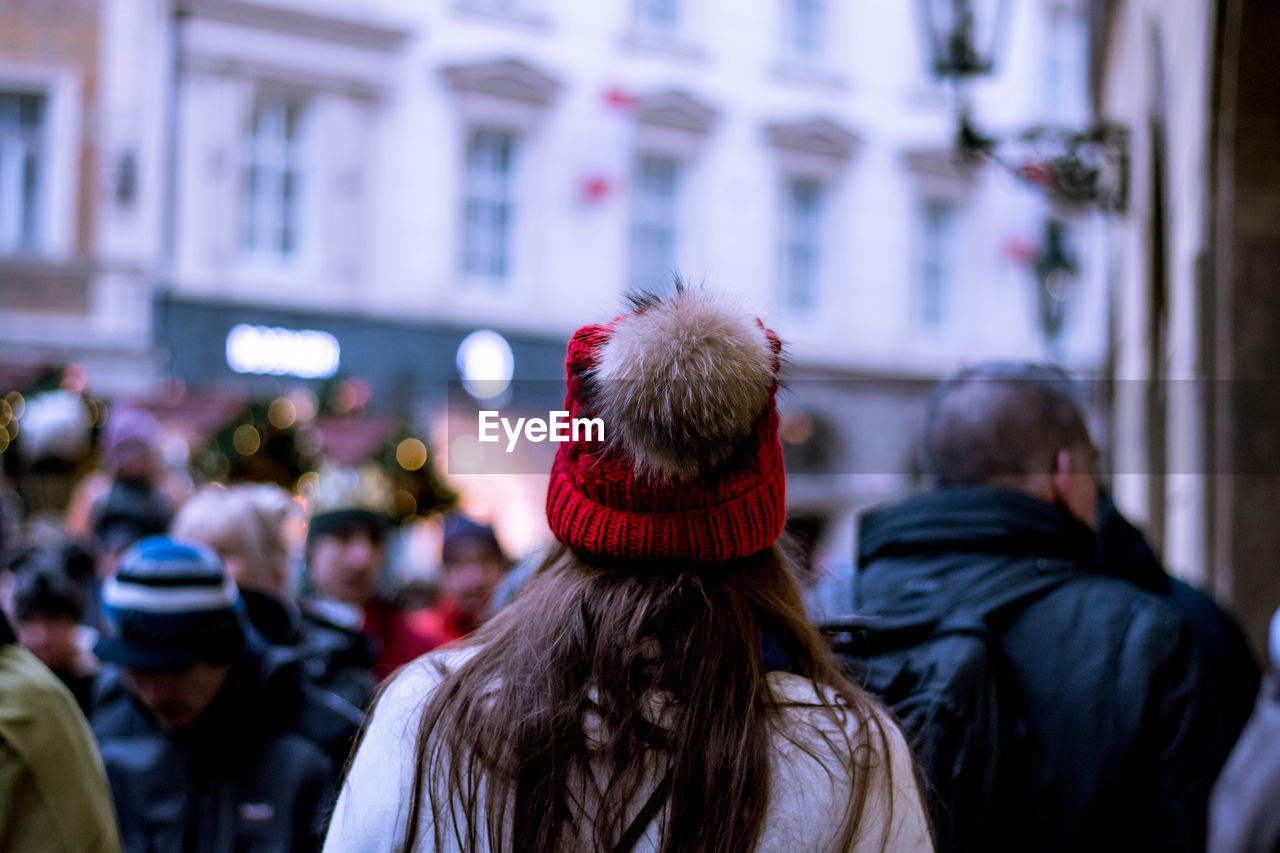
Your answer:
[172,484,295,594]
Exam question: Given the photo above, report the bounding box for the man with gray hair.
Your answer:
[849,362,1233,852]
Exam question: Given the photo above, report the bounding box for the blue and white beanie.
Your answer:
[95,536,247,671]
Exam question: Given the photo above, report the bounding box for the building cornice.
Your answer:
[176,0,412,52]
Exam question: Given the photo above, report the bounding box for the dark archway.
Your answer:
[1207,0,1280,649]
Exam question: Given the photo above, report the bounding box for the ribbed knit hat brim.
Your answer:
[545,289,787,562]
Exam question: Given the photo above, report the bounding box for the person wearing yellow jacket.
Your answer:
[0,609,122,853]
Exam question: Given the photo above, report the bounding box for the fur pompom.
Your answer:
[589,289,778,479]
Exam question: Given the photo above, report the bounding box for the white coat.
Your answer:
[324,648,934,852]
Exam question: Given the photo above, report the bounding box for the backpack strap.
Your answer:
[824,558,1078,639]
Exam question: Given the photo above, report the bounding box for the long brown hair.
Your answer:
[395,542,898,852]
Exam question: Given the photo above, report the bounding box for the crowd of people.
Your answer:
[0,400,513,852]
[0,285,1277,852]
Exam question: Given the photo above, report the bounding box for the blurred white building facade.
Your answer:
[0,0,1106,563]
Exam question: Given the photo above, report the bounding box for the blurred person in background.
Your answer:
[84,477,173,629]
[326,287,932,851]
[65,407,180,627]
[9,551,98,714]
[849,362,1233,851]
[91,536,362,853]
[486,547,543,616]
[299,466,441,709]
[173,483,304,646]
[0,607,121,853]
[411,514,509,645]
[67,406,186,543]
[176,482,381,706]
[395,575,440,613]
[1210,607,1280,853]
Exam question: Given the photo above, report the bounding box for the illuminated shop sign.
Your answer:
[225,324,341,379]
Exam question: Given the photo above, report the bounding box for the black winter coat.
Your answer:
[854,486,1234,853]
[1097,492,1261,740]
[296,609,379,713]
[92,645,364,853]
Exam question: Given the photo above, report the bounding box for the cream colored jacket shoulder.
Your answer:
[324,649,933,853]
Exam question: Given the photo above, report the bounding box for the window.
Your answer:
[919,199,956,329]
[785,0,825,61]
[241,93,308,260]
[0,91,45,253]
[634,0,679,39]
[1045,4,1088,124]
[629,154,680,294]
[462,128,518,286]
[781,177,823,313]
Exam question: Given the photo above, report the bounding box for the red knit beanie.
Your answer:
[545,289,786,561]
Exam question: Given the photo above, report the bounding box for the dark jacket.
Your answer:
[298,597,438,712]
[855,486,1234,853]
[91,644,364,853]
[1097,492,1261,740]
[296,609,380,713]
[242,588,306,648]
[241,588,380,715]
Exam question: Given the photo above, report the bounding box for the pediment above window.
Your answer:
[633,90,719,134]
[441,58,562,105]
[765,117,860,159]
[902,147,979,182]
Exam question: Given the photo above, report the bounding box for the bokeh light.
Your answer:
[232,424,261,456]
[268,397,297,430]
[396,437,428,471]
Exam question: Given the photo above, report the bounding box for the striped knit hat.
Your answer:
[546,288,786,561]
[95,536,247,671]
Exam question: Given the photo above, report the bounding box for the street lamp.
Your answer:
[917,0,1009,78]
[1034,219,1078,345]
[916,0,1128,212]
